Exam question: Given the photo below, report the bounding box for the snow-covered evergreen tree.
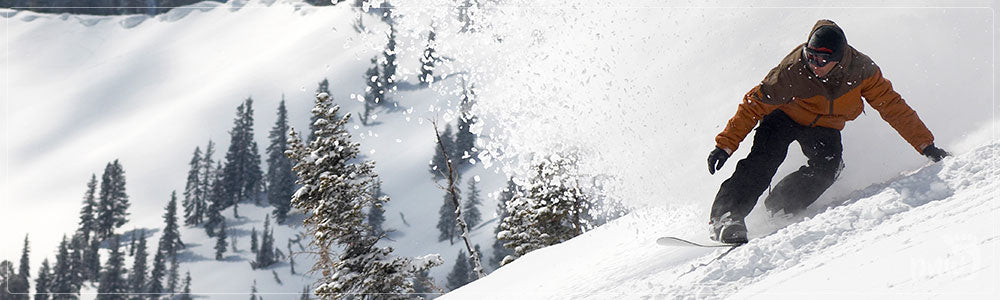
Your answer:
[419,28,438,85]
[77,174,98,240]
[67,234,86,287]
[222,98,265,207]
[96,160,129,240]
[286,93,441,298]
[429,125,456,179]
[200,140,217,212]
[309,78,331,144]
[214,220,228,260]
[463,179,482,229]
[445,250,471,291]
[127,231,147,298]
[147,246,165,296]
[498,154,595,266]
[159,192,185,258]
[490,179,519,270]
[267,97,297,224]
[50,236,79,298]
[34,258,51,300]
[96,236,127,300]
[183,146,205,226]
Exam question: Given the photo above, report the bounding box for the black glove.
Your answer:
[922,143,949,162]
[708,147,731,175]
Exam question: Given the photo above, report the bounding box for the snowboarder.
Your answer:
[706,20,949,244]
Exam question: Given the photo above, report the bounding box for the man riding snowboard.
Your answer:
[706,19,949,244]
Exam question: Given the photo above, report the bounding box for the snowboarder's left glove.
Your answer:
[922,143,949,162]
[708,147,731,175]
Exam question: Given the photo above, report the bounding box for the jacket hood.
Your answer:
[807,19,845,44]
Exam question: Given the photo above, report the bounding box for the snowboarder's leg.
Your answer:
[711,110,797,220]
[764,126,843,214]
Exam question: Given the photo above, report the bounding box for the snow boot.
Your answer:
[709,213,748,244]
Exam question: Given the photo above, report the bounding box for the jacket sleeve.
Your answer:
[860,69,935,153]
[715,86,780,152]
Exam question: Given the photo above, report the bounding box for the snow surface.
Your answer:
[3,0,999,298]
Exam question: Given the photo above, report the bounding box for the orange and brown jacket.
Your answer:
[715,20,934,154]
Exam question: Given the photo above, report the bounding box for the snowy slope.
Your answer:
[2,0,507,295]
[446,142,999,299]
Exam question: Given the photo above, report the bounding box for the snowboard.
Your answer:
[656,236,744,248]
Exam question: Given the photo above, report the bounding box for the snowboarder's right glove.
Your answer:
[922,143,949,162]
[708,147,731,175]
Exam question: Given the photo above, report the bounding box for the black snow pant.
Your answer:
[711,110,844,220]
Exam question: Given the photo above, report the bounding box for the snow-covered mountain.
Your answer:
[3,0,998,298]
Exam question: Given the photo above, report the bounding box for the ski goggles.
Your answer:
[804,47,837,67]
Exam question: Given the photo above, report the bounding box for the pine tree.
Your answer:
[127,231,147,298]
[1,260,17,300]
[250,227,259,255]
[463,179,482,229]
[96,236,127,300]
[454,86,478,169]
[148,247,165,296]
[308,79,331,144]
[267,98,297,224]
[381,25,398,94]
[204,162,226,237]
[437,184,460,244]
[249,280,258,300]
[67,234,85,287]
[222,98,265,208]
[490,179,519,269]
[96,160,130,240]
[445,250,471,291]
[184,146,205,226]
[412,269,435,297]
[128,231,137,257]
[366,180,386,237]
[361,58,381,126]
[214,220,228,260]
[15,234,31,297]
[177,271,192,300]
[85,236,102,283]
[498,155,594,265]
[429,125,456,179]
[286,93,441,298]
[34,258,51,300]
[166,254,179,294]
[77,174,98,239]
[159,191,185,257]
[200,140,217,212]
[419,28,438,85]
[50,236,78,298]
[252,217,275,269]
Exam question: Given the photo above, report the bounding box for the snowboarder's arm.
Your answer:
[861,69,935,153]
[715,86,781,153]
